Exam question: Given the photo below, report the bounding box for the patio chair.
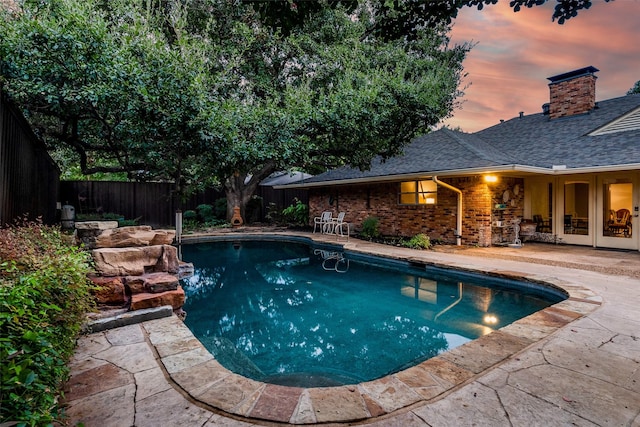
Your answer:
[313,211,332,233]
[331,212,350,239]
[533,214,551,233]
[563,214,573,234]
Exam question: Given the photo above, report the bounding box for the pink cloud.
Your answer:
[444,0,640,132]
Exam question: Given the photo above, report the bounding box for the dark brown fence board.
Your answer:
[1,91,60,225]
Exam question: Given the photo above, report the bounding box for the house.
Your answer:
[280,67,640,251]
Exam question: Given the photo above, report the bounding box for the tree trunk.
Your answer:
[224,162,277,223]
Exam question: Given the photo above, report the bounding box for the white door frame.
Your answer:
[556,175,594,246]
[595,173,639,250]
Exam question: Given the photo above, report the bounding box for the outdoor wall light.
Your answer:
[484,175,498,183]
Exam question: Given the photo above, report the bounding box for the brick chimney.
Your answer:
[547,66,599,119]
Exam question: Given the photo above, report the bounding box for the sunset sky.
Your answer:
[443,0,640,132]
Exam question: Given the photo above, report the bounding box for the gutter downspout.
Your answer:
[432,176,462,246]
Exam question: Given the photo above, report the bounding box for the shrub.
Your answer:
[403,233,432,250]
[281,199,309,226]
[0,218,94,426]
[183,210,197,221]
[360,216,380,239]
[196,204,216,223]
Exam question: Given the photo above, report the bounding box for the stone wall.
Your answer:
[309,176,524,247]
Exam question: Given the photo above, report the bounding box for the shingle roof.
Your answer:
[301,129,513,184]
[298,93,640,186]
[476,93,640,169]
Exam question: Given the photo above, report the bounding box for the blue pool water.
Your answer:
[180,240,565,387]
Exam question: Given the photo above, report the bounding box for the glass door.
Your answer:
[559,178,593,245]
[596,174,638,250]
[526,178,553,234]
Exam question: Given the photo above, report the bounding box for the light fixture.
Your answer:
[484,175,498,183]
[426,197,436,204]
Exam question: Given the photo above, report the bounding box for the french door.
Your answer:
[596,174,638,250]
[558,177,593,246]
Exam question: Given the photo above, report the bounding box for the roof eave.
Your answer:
[275,163,640,189]
[275,165,540,189]
[545,163,640,175]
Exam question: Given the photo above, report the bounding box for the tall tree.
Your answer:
[1,0,470,220]
[629,81,640,95]
[201,5,470,219]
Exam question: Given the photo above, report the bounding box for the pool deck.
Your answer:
[63,230,640,426]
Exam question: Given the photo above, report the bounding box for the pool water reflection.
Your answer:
[180,240,564,387]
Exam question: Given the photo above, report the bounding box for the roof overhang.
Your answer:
[275,163,640,189]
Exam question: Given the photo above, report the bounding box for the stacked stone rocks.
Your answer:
[77,222,189,315]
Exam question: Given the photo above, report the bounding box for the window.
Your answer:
[399,180,437,205]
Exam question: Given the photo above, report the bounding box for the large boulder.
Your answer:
[89,276,128,306]
[130,286,185,311]
[75,221,120,231]
[94,226,175,248]
[124,272,180,294]
[92,245,179,276]
[75,221,119,248]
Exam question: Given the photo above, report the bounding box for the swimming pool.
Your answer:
[180,239,565,388]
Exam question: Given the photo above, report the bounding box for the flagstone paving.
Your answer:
[63,232,640,426]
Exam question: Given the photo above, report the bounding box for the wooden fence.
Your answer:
[59,181,222,228]
[0,91,60,225]
[60,180,308,228]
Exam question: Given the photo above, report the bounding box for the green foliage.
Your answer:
[281,199,309,226]
[76,212,139,227]
[265,202,284,225]
[360,216,381,240]
[402,233,432,250]
[213,5,471,217]
[196,204,216,223]
[181,206,227,232]
[628,81,640,95]
[183,210,197,221]
[0,0,224,195]
[0,218,94,425]
[256,0,613,42]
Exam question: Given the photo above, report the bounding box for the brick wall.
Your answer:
[309,176,524,247]
[549,74,597,119]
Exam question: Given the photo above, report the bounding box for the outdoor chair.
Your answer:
[533,214,551,233]
[313,211,332,233]
[330,212,350,239]
[563,214,573,234]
